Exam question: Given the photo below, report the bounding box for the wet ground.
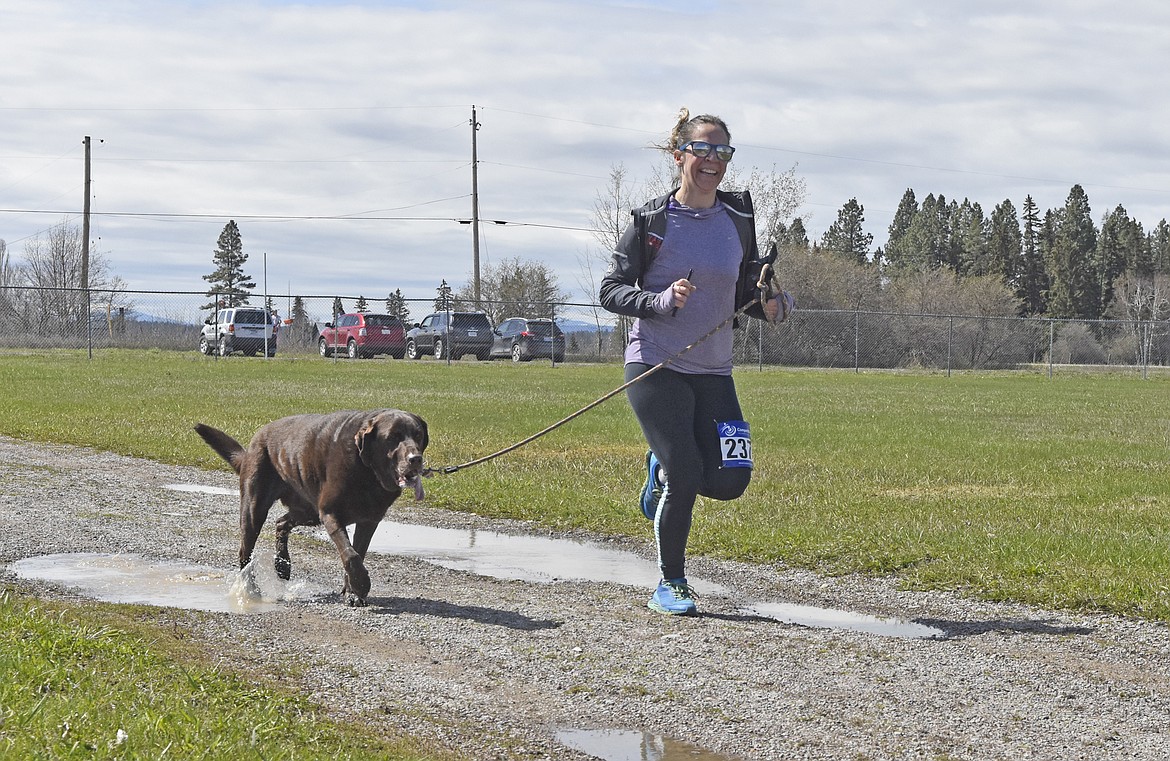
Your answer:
[5,439,1169,760]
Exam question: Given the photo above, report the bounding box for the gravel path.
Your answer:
[2,435,1169,760]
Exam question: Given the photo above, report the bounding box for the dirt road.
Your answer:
[2,437,1168,760]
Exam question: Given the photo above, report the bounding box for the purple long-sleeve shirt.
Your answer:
[624,199,740,375]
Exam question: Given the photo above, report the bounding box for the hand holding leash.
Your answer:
[756,261,794,323]
[671,269,695,317]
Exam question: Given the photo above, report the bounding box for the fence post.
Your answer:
[1053,320,1062,379]
[86,287,93,360]
[757,320,763,371]
[1142,321,1149,380]
[331,298,340,363]
[854,309,860,373]
[551,302,558,368]
[946,316,953,377]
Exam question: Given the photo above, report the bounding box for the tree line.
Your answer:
[808,185,1170,323]
[9,167,1168,359]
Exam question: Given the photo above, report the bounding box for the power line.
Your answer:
[0,207,593,233]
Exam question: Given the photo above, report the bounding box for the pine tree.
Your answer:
[1018,196,1048,315]
[1121,214,1151,279]
[1096,206,1134,317]
[384,289,411,323]
[289,296,315,346]
[899,193,948,271]
[778,217,810,250]
[952,199,989,276]
[1151,219,1170,275]
[354,295,369,313]
[201,220,255,309]
[434,280,454,312]
[820,198,873,265]
[987,199,1022,287]
[332,297,345,319]
[883,188,918,268]
[1047,185,1098,319]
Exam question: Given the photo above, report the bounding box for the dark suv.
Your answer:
[405,311,493,360]
[318,312,406,359]
[490,317,566,363]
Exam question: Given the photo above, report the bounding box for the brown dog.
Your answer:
[194,409,428,606]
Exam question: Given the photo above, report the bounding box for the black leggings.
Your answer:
[624,364,751,580]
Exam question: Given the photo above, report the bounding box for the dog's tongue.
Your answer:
[399,475,425,501]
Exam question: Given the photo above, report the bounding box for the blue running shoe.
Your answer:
[648,578,697,615]
[639,450,663,520]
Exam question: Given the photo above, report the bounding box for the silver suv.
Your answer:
[199,307,277,356]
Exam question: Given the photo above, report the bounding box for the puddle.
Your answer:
[744,601,945,639]
[557,728,734,761]
[150,482,941,637]
[8,553,327,614]
[162,483,237,496]
[358,521,729,595]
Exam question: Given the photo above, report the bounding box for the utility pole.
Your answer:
[470,106,481,308]
[81,136,91,294]
[82,136,93,359]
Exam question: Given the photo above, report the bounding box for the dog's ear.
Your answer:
[412,414,429,451]
[355,418,379,467]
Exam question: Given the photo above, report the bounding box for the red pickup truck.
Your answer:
[318,313,406,359]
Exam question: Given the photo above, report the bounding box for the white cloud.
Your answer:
[2,0,1168,303]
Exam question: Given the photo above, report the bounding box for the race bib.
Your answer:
[717,420,752,469]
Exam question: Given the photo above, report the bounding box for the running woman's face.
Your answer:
[673,123,730,199]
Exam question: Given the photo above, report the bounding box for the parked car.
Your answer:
[490,317,566,363]
[199,306,277,356]
[318,312,406,359]
[405,311,493,360]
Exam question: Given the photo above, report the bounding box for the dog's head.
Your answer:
[354,410,429,495]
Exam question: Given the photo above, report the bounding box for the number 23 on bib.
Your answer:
[717,420,752,469]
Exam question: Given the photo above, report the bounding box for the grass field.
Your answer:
[4,350,1170,620]
[4,350,1170,757]
[0,589,455,761]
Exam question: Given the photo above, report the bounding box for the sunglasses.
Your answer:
[679,140,735,162]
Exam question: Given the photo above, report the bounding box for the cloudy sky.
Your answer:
[3,0,1168,307]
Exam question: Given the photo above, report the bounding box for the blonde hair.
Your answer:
[653,107,732,186]
[657,107,732,153]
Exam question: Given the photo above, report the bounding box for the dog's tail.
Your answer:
[193,423,246,473]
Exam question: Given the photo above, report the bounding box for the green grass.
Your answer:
[4,350,1170,621]
[0,588,454,760]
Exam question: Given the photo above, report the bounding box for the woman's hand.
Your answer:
[764,291,795,322]
[669,277,696,310]
[653,277,697,315]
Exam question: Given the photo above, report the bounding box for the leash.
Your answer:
[424,262,782,476]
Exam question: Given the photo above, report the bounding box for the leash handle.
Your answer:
[671,268,693,318]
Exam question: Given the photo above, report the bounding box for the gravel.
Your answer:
[2,435,1169,760]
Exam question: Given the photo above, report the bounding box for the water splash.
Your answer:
[10,553,328,614]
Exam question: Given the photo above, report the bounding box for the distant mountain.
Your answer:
[556,318,612,334]
[124,310,188,325]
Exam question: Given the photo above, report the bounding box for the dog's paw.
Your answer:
[343,560,371,601]
[345,593,368,608]
[274,555,292,580]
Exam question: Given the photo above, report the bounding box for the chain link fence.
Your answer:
[2,285,1167,375]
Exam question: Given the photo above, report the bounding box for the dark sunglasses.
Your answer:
[679,140,735,162]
